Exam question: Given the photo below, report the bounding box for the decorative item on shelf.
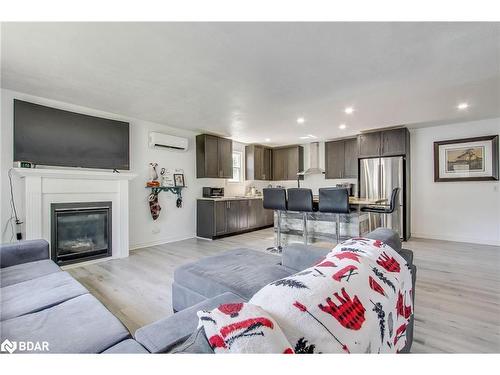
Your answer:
[174,173,185,187]
[148,191,161,220]
[146,169,185,213]
[147,162,160,187]
[161,168,174,187]
[434,135,499,182]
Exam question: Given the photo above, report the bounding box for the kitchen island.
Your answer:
[277,196,388,245]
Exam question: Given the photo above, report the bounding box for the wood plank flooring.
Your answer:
[67,229,500,353]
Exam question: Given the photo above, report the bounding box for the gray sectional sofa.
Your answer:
[0,239,145,353]
[136,228,416,353]
[1,228,415,354]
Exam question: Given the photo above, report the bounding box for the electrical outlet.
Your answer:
[494,185,499,192]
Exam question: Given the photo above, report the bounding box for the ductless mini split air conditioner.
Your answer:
[149,132,188,151]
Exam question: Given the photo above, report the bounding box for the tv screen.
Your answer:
[14,100,130,170]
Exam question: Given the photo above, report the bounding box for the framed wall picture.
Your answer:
[434,135,499,182]
[173,173,186,187]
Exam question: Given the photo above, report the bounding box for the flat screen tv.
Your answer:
[14,99,130,170]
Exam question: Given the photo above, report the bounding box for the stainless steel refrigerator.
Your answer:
[359,157,405,238]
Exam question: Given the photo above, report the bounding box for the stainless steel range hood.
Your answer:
[297,142,325,176]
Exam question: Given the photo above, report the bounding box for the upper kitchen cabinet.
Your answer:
[196,134,233,178]
[381,128,409,156]
[325,137,358,179]
[272,145,304,180]
[358,131,381,158]
[358,128,409,158]
[245,144,272,180]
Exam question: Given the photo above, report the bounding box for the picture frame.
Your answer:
[433,135,499,182]
[173,173,185,187]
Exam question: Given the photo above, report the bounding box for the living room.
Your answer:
[1,1,499,372]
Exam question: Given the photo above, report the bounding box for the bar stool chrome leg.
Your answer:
[266,210,283,253]
[336,213,341,244]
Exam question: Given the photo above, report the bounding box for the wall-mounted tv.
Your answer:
[14,99,130,170]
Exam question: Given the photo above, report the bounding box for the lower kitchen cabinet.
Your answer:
[197,199,274,239]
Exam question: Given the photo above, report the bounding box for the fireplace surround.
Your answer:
[13,167,136,265]
[51,201,112,265]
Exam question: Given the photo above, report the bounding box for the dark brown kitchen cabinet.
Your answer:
[226,200,240,233]
[246,145,272,180]
[325,140,345,179]
[272,145,304,180]
[214,201,227,235]
[272,147,287,180]
[358,132,381,158]
[247,199,259,228]
[196,199,273,239]
[218,137,233,177]
[381,128,408,156]
[325,137,358,179]
[196,134,233,178]
[358,128,409,158]
[238,200,249,230]
[343,138,358,177]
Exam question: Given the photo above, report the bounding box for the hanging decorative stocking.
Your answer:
[148,192,161,220]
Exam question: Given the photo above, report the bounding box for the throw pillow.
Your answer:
[197,302,294,354]
[250,237,413,354]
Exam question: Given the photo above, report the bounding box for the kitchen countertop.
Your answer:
[198,196,386,205]
[197,196,264,201]
[312,196,387,205]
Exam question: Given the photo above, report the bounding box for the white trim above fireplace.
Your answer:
[13,167,137,261]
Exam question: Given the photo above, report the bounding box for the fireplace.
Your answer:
[51,202,112,265]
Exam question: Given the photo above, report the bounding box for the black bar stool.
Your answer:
[287,188,315,245]
[361,187,400,230]
[318,188,351,244]
[263,188,287,253]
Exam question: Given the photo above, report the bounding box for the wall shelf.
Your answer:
[146,186,186,207]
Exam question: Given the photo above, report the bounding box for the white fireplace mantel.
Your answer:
[13,167,137,261]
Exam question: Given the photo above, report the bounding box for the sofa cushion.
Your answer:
[197,302,294,353]
[103,339,149,354]
[0,259,60,287]
[365,228,402,252]
[0,239,49,268]
[399,248,414,265]
[169,327,214,354]
[281,244,330,271]
[1,271,88,321]
[135,292,244,353]
[174,248,293,300]
[1,294,130,353]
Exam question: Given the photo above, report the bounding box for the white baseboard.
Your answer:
[129,234,196,251]
[411,232,500,247]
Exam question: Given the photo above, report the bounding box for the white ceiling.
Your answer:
[1,22,499,145]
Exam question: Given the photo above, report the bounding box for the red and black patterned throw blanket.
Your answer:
[250,237,413,353]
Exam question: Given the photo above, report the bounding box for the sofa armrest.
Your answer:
[0,239,50,268]
[134,292,245,353]
[281,244,330,272]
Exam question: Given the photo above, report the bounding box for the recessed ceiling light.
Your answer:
[307,134,317,138]
[339,124,347,130]
[299,136,310,140]
[457,102,469,110]
[264,138,271,142]
[344,107,354,114]
[297,117,305,124]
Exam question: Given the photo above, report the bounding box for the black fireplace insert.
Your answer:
[51,201,112,265]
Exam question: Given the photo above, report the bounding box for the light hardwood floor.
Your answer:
[68,229,500,353]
